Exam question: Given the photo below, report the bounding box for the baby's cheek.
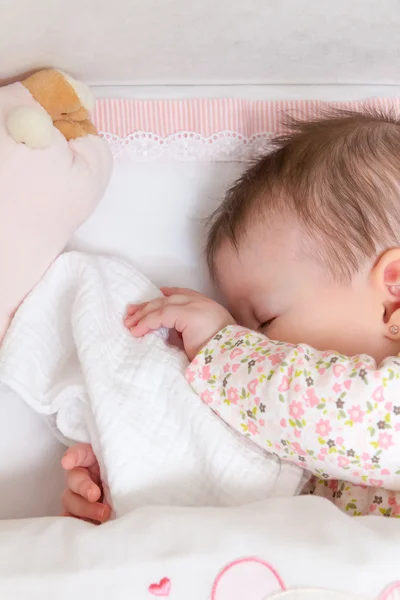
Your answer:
[266,319,295,344]
[267,316,316,347]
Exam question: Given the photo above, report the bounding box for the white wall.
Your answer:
[1,0,399,85]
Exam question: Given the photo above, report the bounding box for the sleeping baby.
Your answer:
[63,109,400,521]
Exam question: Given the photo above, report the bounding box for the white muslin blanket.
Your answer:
[0,252,305,516]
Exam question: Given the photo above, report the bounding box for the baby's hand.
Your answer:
[124,287,235,360]
[61,443,111,524]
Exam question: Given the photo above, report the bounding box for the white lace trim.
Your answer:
[101,130,273,162]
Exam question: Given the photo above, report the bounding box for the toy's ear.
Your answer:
[377,582,400,600]
[21,69,95,123]
[211,557,285,600]
[57,70,95,113]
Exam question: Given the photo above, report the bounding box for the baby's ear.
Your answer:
[371,248,400,298]
[383,256,400,299]
[372,249,400,338]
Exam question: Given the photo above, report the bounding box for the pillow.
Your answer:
[71,97,400,295]
[0,82,112,343]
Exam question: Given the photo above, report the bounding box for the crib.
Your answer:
[0,1,400,598]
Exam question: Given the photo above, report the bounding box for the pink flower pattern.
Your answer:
[227,387,239,405]
[379,432,394,450]
[200,391,214,405]
[337,456,350,468]
[308,477,400,518]
[186,325,400,519]
[247,421,259,436]
[289,401,304,420]
[315,419,332,437]
[348,405,365,424]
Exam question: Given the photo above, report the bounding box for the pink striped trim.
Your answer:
[92,98,400,138]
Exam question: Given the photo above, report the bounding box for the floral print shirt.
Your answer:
[186,325,400,517]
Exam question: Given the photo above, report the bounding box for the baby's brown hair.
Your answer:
[207,109,400,281]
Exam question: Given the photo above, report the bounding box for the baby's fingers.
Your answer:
[129,305,188,337]
[62,443,98,471]
[126,299,162,317]
[67,467,101,502]
[125,296,189,330]
[161,287,202,297]
[125,298,165,328]
[61,489,110,524]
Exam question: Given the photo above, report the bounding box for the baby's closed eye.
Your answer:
[259,317,276,331]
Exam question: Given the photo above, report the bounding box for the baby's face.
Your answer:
[215,223,389,363]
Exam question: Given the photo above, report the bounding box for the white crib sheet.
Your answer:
[0,385,64,518]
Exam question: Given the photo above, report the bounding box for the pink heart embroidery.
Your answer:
[232,364,240,373]
[304,388,319,408]
[333,364,346,378]
[373,386,385,403]
[211,557,284,600]
[378,581,400,600]
[248,379,259,394]
[201,366,211,380]
[148,577,171,597]
[230,348,243,360]
[343,379,352,390]
[278,376,290,392]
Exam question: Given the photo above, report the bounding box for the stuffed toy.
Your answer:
[6,69,98,147]
[0,68,112,343]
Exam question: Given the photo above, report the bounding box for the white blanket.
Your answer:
[0,497,399,600]
[0,252,304,516]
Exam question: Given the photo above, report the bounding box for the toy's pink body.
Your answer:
[0,82,112,341]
